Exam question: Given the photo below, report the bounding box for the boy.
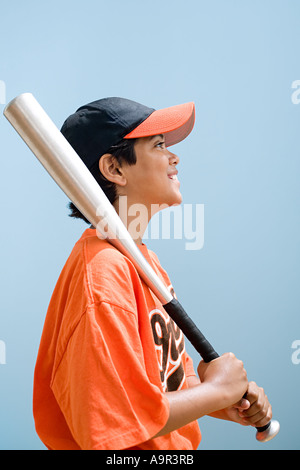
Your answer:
[33,97,272,450]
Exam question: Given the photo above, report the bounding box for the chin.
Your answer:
[169,192,182,207]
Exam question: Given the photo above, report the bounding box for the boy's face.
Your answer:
[121,134,182,211]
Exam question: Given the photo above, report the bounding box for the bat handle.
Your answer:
[163,298,280,442]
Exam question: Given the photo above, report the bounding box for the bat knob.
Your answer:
[255,419,280,442]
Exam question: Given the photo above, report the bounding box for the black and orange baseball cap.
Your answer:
[61,97,195,169]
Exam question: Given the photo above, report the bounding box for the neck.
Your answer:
[114,195,150,245]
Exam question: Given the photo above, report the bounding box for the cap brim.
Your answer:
[124,102,195,147]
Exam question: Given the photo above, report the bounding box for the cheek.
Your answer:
[134,161,167,185]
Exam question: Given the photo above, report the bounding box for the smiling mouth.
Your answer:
[168,174,178,181]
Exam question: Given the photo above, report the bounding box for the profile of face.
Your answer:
[100,134,182,215]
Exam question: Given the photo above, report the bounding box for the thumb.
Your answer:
[234,398,250,410]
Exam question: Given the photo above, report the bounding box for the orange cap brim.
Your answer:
[124,102,195,147]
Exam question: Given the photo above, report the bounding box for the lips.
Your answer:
[168,170,178,181]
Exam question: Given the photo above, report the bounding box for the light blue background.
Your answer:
[0,0,299,450]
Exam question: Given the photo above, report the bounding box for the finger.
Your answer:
[242,403,272,427]
[245,381,262,405]
[243,389,270,418]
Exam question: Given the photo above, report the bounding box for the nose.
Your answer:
[168,150,179,165]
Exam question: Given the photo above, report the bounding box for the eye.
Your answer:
[155,140,166,149]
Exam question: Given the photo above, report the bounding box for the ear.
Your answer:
[99,154,127,186]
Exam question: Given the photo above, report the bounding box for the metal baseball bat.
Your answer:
[3,93,279,443]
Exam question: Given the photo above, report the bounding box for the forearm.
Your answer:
[153,382,226,438]
[186,376,248,423]
[186,375,232,421]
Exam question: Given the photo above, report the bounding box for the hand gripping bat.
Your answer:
[4,93,280,443]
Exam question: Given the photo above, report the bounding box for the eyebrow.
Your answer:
[150,134,164,141]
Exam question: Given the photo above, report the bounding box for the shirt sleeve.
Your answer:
[184,352,198,378]
[50,300,169,450]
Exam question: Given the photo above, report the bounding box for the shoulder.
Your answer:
[77,232,142,310]
[82,233,138,279]
[146,247,173,291]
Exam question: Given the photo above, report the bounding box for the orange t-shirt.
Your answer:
[33,228,201,450]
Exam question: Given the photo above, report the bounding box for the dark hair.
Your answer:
[68,138,137,224]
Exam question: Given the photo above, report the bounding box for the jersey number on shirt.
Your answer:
[149,308,185,392]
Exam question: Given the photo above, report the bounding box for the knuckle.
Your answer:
[248,380,256,389]
[267,406,273,421]
[256,397,263,409]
